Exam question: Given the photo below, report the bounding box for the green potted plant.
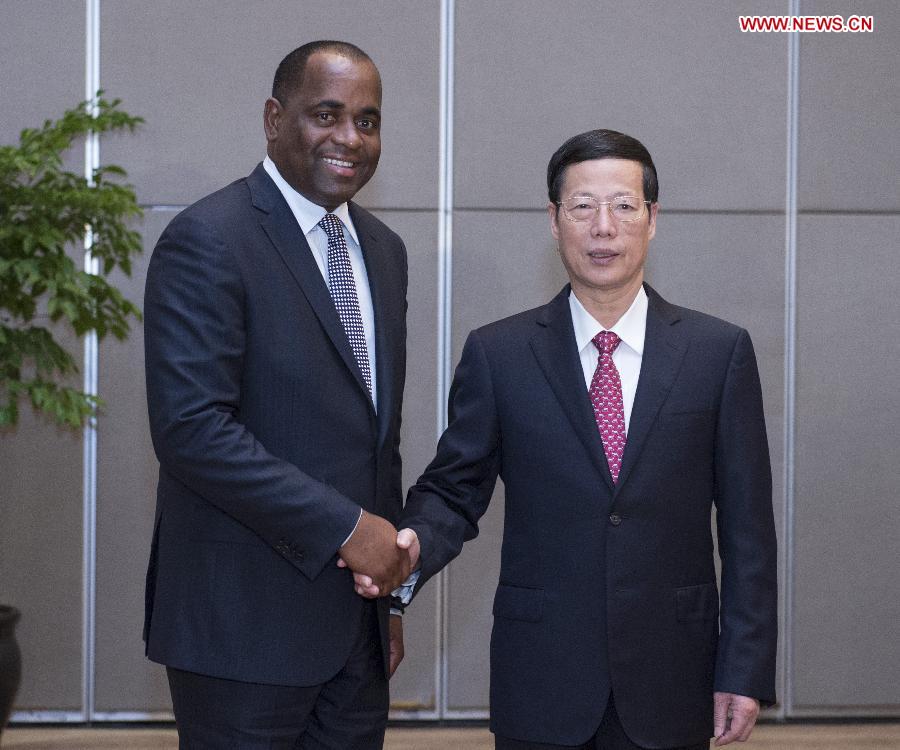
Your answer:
[0,95,143,736]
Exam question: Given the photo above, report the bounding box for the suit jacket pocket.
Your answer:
[493,584,544,623]
[676,582,718,622]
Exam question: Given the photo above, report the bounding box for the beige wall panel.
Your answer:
[792,215,900,710]
[454,0,788,212]
[100,0,440,209]
[797,0,899,211]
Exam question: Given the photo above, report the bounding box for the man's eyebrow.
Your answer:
[311,101,381,118]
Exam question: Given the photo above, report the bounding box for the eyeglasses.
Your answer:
[557,195,651,223]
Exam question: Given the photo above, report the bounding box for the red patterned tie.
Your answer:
[590,331,626,483]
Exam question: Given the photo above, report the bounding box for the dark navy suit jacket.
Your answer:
[143,163,407,685]
[402,284,776,746]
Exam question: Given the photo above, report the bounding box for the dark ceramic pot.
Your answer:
[0,605,22,737]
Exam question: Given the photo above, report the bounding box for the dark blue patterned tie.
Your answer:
[319,213,372,394]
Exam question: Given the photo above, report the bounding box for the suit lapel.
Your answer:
[530,287,615,490]
[351,203,399,444]
[614,285,688,493]
[247,165,374,410]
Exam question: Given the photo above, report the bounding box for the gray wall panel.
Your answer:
[94,210,172,713]
[389,568,439,712]
[4,0,900,722]
[798,1,899,211]
[445,490,503,711]
[646,213,787,712]
[793,215,900,709]
[0,0,87,714]
[373,210,441,711]
[644,212,786,522]
[451,211,567,339]
[0,329,84,711]
[454,0,787,212]
[0,0,84,148]
[100,0,440,209]
[446,210,566,710]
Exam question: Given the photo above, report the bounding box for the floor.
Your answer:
[4,723,900,749]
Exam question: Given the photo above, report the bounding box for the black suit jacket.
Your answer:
[402,284,776,746]
[143,163,407,686]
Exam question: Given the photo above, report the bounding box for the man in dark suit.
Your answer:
[363,129,777,748]
[143,40,412,748]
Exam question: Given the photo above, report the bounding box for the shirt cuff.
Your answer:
[391,569,420,606]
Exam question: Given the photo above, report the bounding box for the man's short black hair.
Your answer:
[272,41,375,104]
[547,129,659,206]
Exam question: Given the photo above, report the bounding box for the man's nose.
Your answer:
[590,205,617,237]
[332,120,361,149]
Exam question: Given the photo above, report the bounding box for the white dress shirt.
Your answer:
[263,156,377,410]
[568,286,648,434]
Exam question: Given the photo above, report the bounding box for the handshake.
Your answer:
[337,510,420,598]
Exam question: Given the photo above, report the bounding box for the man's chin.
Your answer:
[317,182,369,209]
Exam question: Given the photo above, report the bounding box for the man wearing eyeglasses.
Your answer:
[372,129,777,749]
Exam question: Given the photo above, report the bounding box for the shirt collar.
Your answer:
[569,285,648,356]
[263,156,359,244]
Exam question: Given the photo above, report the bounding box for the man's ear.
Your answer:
[647,202,659,241]
[263,97,282,143]
[548,201,560,242]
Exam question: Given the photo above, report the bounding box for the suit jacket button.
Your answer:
[609,513,622,526]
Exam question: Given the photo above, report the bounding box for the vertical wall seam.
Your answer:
[82,0,101,723]
[436,0,455,720]
[782,0,800,720]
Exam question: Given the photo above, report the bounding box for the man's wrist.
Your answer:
[339,508,364,549]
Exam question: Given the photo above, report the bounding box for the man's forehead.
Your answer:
[305,51,379,83]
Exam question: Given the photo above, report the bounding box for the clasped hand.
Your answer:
[337,510,420,597]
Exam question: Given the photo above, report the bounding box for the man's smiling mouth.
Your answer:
[323,157,355,169]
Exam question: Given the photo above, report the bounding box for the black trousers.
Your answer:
[167,602,387,750]
[495,697,710,750]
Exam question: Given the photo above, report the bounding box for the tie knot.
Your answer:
[592,330,621,355]
[319,213,343,240]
